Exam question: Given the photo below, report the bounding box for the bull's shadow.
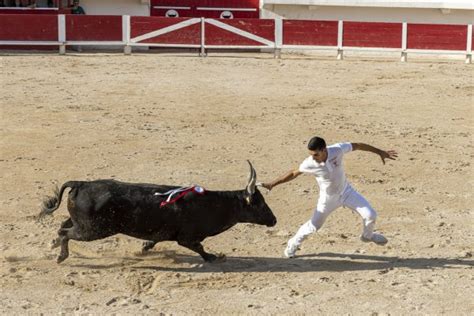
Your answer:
[71,252,474,273]
[142,252,474,273]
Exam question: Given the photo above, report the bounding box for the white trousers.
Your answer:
[289,185,377,247]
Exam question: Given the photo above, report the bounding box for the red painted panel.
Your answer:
[150,0,196,17]
[150,0,259,18]
[152,0,193,5]
[205,18,274,46]
[192,10,257,19]
[151,0,259,8]
[344,22,402,48]
[195,0,259,18]
[0,9,60,14]
[150,8,194,18]
[196,0,259,7]
[0,14,57,41]
[283,20,338,46]
[0,45,58,50]
[131,17,200,44]
[408,24,467,50]
[66,15,122,41]
[150,10,259,19]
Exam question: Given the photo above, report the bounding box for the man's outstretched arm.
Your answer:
[351,143,398,165]
[261,169,302,191]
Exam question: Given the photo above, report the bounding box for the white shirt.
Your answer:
[299,142,353,198]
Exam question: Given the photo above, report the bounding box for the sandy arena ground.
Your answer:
[0,51,473,315]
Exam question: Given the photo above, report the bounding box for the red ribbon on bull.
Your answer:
[154,186,205,208]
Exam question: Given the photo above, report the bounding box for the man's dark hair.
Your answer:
[307,136,326,151]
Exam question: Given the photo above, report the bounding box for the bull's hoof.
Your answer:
[216,253,227,263]
[50,238,61,249]
[57,254,68,264]
[207,253,226,263]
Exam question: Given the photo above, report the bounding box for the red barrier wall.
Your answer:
[150,0,196,17]
[205,18,274,46]
[150,0,259,18]
[0,14,57,41]
[283,20,338,46]
[198,0,260,17]
[151,8,194,18]
[343,22,402,48]
[131,17,201,44]
[1,14,471,54]
[0,9,62,14]
[66,15,122,41]
[408,24,467,50]
[198,0,258,6]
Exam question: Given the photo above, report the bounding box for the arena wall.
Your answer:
[261,5,474,25]
[0,14,472,62]
[150,0,260,19]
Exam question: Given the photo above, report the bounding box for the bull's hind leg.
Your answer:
[51,218,73,249]
[56,226,103,263]
[57,227,73,263]
[56,224,115,263]
[177,240,226,263]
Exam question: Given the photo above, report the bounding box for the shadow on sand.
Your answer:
[69,251,474,273]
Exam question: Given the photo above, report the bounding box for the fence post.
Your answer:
[401,22,408,62]
[123,15,132,55]
[466,24,472,64]
[274,17,282,59]
[58,14,66,55]
[200,18,206,57]
[337,20,343,60]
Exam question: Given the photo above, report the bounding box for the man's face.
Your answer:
[309,148,328,163]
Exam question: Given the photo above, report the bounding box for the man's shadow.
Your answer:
[71,251,474,273]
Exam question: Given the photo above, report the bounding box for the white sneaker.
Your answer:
[360,233,388,245]
[284,241,299,258]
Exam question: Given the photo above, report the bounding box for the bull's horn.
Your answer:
[246,160,257,196]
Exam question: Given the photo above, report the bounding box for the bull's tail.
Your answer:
[39,181,78,218]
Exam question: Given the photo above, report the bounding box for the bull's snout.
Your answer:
[266,216,277,227]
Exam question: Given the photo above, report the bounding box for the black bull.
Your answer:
[40,162,277,263]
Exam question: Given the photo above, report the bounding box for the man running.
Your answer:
[261,136,398,258]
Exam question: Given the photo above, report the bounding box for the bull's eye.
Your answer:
[220,10,233,19]
[166,9,179,18]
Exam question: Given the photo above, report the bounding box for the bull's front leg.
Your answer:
[177,240,226,263]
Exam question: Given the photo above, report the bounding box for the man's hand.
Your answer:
[260,169,301,192]
[260,183,274,191]
[379,150,398,164]
[352,143,398,165]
